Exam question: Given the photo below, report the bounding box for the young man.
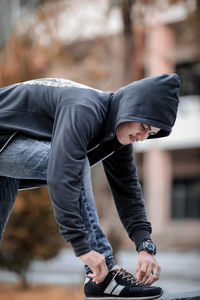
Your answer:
[0,74,180,299]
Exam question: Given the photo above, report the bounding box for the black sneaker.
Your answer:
[84,265,163,299]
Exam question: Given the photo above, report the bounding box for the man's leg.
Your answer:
[0,134,50,243]
[0,135,50,180]
[80,159,115,275]
[0,176,19,242]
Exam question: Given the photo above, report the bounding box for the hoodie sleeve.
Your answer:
[102,144,152,249]
[47,104,99,257]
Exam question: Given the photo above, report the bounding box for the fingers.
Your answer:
[141,264,153,284]
[136,262,148,283]
[79,250,108,284]
[147,268,160,286]
[137,263,160,285]
[88,266,101,281]
[88,261,108,284]
[136,251,161,285]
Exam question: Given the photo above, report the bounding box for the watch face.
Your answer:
[143,240,156,254]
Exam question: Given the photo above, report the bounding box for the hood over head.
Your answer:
[109,73,180,139]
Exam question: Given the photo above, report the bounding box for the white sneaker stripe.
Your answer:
[112,284,125,296]
[84,277,90,284]
[104,278,118,294]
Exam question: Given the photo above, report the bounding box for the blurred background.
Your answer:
[0,0,199,299]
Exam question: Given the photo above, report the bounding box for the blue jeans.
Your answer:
[0,135,115,274]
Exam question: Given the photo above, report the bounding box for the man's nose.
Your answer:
[136,132,149,141]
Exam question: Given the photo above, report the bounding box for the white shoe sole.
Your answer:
[85,292,163,300]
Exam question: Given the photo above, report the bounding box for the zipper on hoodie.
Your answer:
[0,131,18,154]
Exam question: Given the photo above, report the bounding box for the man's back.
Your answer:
[0,78,111,141]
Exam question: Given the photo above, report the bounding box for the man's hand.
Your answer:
[136,251,161,285]
[78,250,108,284]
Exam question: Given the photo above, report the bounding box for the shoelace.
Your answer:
[113,268,141,285]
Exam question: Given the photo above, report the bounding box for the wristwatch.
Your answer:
[137,239,157,255]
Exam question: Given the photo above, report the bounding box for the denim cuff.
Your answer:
[84,254,115,275]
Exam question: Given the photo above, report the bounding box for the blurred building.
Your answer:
[133,1,200,250]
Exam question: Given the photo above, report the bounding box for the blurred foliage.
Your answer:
[0,0,69,85]
[0,187,64,287]
[0,0,120,87]
[0,0,39,48]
